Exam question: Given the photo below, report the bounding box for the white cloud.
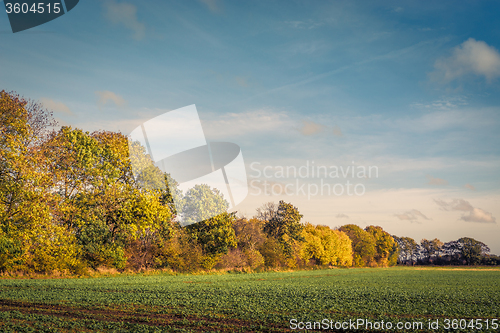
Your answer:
[395,209,431,223]
[95,91,127,108]
[300,120,325,136]
[426,175,448,186]
[434,198,496,223]
[202,109,292,139]
[102,0,145,40]
[40,98,73,115]
[431,38,500,82]
[461,208,496,223]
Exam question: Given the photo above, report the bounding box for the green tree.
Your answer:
[182,184,237,269]
[458,237,490,265]
[181,184,229,226]
[394,236,419,265]
[263,200,304,258]
[420,238,443,264]
[365,226,397,267]
[338,224,376,266]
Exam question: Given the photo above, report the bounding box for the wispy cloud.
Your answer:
[202,109,292,139]
[95,91,127,108]
[411,96,468,111]
[332,125,343,137]
[395,209,431,223]
[300,120,325,136]
[426,175,448,186]
[285,20,325,30]
[241,39,442,104]
[464,183,476,191]
[40,98,73,115]
[435,198,473,211]
[431,38,500,83]
[288,40,329,55]
[336,213,349,219]
[102,0,145,40]
[199,0,221,13]
[434,198,496,223]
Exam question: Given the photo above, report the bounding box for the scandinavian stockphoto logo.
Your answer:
[128,105,248,226]
[3,0,79,33]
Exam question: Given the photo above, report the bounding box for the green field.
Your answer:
[0,267,499,332]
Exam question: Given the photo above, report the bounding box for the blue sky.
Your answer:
[1,0,500,252]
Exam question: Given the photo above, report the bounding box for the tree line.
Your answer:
[0,91,497,275]
[395,236,499,266]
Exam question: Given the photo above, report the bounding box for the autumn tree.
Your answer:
[255,202,278,221]
[300,223,352,266]
[365,226,397,267]
[0,91,80,273]
[43,127,174,269]
[338,224,376,266]
[263,200,304,258]
[182,184,237,269]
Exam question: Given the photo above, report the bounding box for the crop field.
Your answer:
[0,267,499,332]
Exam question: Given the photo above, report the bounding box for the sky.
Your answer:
[1,0,500,253]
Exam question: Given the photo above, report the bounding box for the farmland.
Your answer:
[0,267,499,332]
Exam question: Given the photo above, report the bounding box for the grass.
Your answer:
[0,267,498,332]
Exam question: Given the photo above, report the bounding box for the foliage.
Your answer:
[263,200,304,257]
[365,225,398,267]
[338,224,377,266]
[394,236,419,265]
[420,238,444,263]
[254,201,278,222]
[181,184,229,226]
[1,91,497,274]
[0,91,81,273]
[458,237,490,265]
[300,223,352,266]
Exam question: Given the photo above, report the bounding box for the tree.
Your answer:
[365,226,397,266]
[182,184,237,269]
[185,211,237,269]
[300,223,352,266]
[394,236,419,265]
[0,91,80,273]
[43,127,174,269]
[263,200,304,257]
[338,224,376,266]
[420,238,443,264]
[181,184,229,226]
[458,237,490,265]
[233,218,266,251]
[255,202,278,221]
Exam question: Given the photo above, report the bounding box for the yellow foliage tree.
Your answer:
[300,223,353,266]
